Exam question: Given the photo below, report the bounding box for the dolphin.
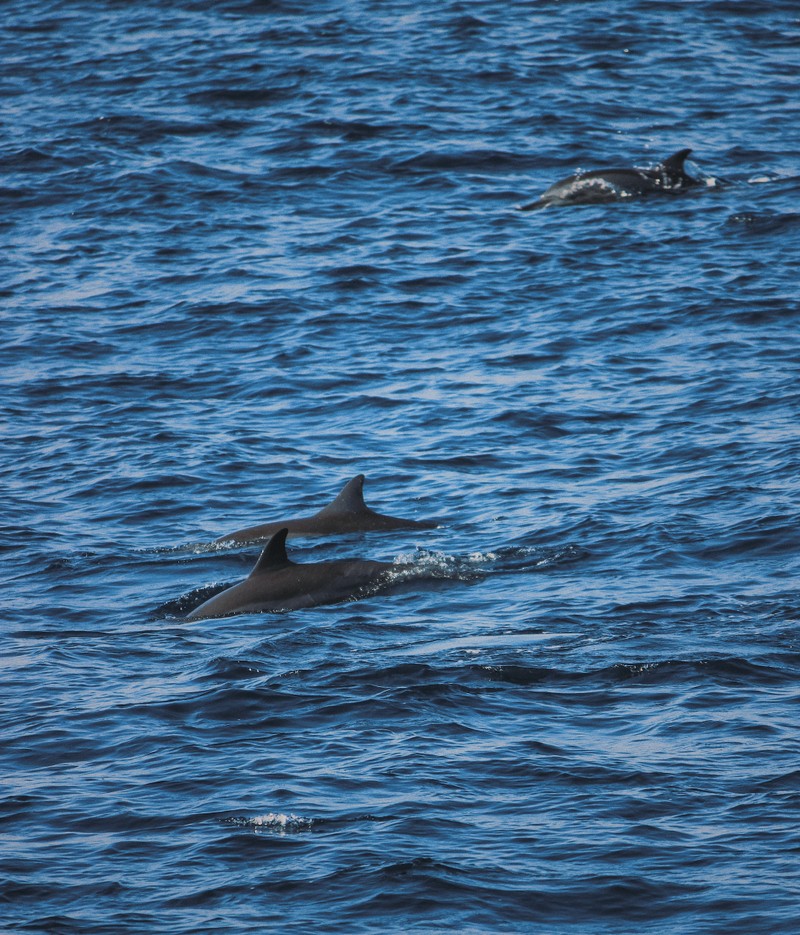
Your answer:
[520,148,698,210]
[187,528,403,620]
[215,474,437,545]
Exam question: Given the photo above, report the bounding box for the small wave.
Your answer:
[403,630,580,657]
[447,14,492,33]
[200,656,268,681]
[746,173,798,185]
[187,84,300,107]
[726,211,800,236]
[757,769,800,791]
[301,118,394,141]
[477,655,796,688]
[491,543,589,573]
[392,148,541,174]
[155,583,231,619]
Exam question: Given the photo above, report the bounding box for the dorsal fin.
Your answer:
[661,148,692,176]
[252,528,291,573]
[316,474,368,517]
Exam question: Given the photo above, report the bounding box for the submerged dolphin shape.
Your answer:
[187,528,402,620]
[520,149,698,210]
[215,474,437,544]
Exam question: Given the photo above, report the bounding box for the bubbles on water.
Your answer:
[226,813,315,833]
[392,546,492,581]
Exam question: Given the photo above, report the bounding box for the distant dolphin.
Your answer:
[215,474,437,545]
[187,528,403,619]
[520,148,698,210]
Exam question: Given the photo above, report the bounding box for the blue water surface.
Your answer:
[2,1,799,932]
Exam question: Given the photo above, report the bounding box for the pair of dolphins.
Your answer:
[187,475,437,620]
[520,148,699,210]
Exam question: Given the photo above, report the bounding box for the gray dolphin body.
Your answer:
[520,149,698,210]
[187,528,401,620]
[215,474,436,545]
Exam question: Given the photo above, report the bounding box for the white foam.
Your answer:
[243,812,313,831]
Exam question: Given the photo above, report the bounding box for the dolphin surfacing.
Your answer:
[215,474,437,545]
[520,149,698,210]
[187,528,402,620]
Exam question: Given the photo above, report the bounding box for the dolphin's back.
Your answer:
[215,474,436,544]
[188,528,399,620]
[521,148,697,210]
[186,558,396,620]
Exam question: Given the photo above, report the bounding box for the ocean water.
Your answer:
[2,1,799,932]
